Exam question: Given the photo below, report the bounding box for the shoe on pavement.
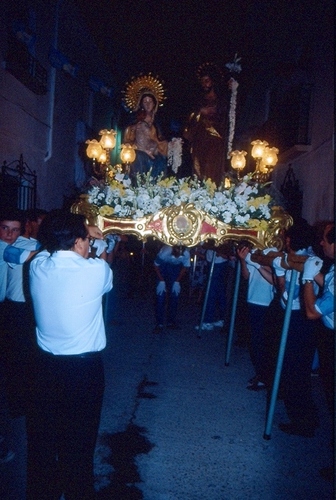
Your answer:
[247,375,260,386]
[278,422,315,438]
[213,320,224,328]
[247,380,266,391]
[195,323,214,331]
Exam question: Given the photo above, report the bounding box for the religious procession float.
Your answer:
[72,60,292,252]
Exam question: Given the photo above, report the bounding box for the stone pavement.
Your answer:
[1,266,334,499]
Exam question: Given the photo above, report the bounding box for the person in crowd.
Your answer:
[124,92,168,180]
[0,210,37,418]
[302,222,334,414]
[195,243,230,331]
[189,244,208,304]
[22,208,48,240]
[0,348,15,463]
[236,241,275,391]
[153,244,190,333]
[302,222,334,481]
[103,233,122,324]
[0,209,37,462]
[183,62,230,185]
[26,210,112,499]
[272,220,319,437]
[0,210,35,313]
[4,210,40,417]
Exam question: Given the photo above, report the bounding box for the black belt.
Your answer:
[39,349,102,359]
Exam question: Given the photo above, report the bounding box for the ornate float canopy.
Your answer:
[72,177,292,250]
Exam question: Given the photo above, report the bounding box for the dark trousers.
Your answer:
[248,303,269,382]
[316,320,334,419]
[155,288,179,325]
[0,358,10,437]
[155,263,183,325]
[281,309,318,428]
[203,262,228,323]
[1,299,37,417]
[26,350,105,500]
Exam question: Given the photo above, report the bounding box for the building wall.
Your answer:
[0,0,114,210]
[273,37,334,225]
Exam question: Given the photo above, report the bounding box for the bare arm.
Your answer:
[154,264,165,282]
[236,247,250,280]
[303,281,322,320]
[86,225,107,260]
[312,272,324,288]
[276,275,285,295]
[106,239,120,265]
[26,250,38,261]
[258,266,275,286]
[86,225,103,239]
[175,266,188,283]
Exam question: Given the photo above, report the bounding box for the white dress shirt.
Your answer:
[29,250,112,355]
[6,236,39,302]
[0,239,30,302]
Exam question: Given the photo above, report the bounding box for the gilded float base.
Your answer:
[71,194,292,250]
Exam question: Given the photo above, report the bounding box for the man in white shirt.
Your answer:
[0,210,33,305]
[302,222,334,481]
[272,220,319,437]
[0,209,36,463]
[27,210,112,500]
[237,242,275,391]
[4,212,40,417]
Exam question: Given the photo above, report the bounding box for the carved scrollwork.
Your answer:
[71,198,292,250]
[71,194,100,224]
[263,206,293,249]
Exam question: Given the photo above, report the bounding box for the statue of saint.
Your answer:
[183,63,230,186]
[123,75,168,180]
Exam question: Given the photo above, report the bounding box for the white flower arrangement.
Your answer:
[87,171,274,230]
[167,137,183,173]
[225,53,242,159]
[227,78,239,159]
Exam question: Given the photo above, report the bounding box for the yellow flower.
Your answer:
[248,219,269,230]
[179,184,191,196]
[109,180,125,196]
[204,178,216,195]
[247,195,271,208]
[99,205,114,217]
[157,177,176,188]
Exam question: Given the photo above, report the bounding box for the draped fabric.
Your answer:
[184,95,228,185]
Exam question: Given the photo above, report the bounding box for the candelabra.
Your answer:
[230,139,279,182]
[120,143,136,175]
[85,129,116,183]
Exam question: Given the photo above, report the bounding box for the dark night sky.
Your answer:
[74,0,332,129]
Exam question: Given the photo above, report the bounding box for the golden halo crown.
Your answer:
[123,73,166,113]
[196,62,225,82]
